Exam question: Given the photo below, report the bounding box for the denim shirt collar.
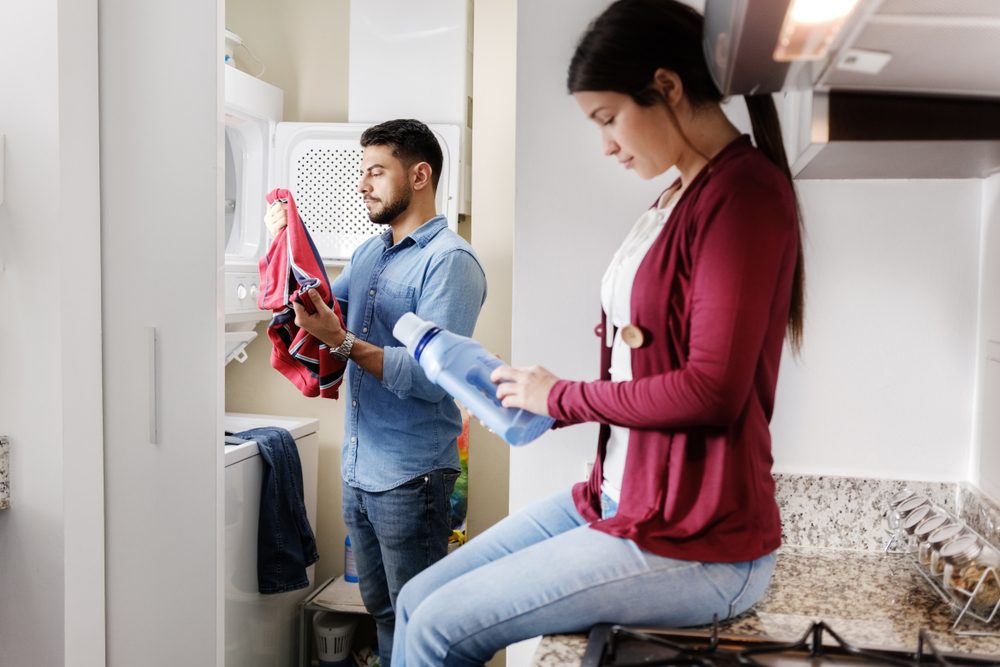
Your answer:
[380,215,449,250]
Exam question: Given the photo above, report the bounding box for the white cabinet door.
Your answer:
[100,1,224,665]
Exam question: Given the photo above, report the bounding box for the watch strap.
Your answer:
[330,330,356,361]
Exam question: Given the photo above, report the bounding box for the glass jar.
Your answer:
[885,491,922,531]
[947,542,1000,616]
[900,506,932,551]
[914,514,952,567]
[928,523,966,576]
[941,535,983,603]
[886,496,931,549]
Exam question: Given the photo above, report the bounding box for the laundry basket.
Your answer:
[312,611,358,667]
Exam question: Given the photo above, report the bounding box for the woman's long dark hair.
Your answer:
[568,0,805,353]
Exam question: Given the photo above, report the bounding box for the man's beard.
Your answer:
[367,188,412,225]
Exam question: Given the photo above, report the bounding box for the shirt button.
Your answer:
[352,400,357,407]
[621,324,647,349]
[362,327,368,333]
[594,323,605,338]
[369,289,375,296]
[350,436,357,443]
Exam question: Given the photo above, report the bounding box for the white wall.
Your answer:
[511,0,987,523]
[226,0,350,123]
[770,179,981,478]
[0,1,105,666]
[511,0,660,516]
[975,173,1000,502]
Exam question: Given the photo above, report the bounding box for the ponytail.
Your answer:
[745,94,805,355]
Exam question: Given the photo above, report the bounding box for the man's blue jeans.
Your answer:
[343,469,458,667]
[392,488,776,667]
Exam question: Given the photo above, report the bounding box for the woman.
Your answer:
[392,0,804,664]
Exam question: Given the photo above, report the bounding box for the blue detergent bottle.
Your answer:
[393,312,554,446]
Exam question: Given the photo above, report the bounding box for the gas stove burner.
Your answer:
[583,618,1000,666]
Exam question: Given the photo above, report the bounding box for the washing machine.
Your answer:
[224,411,320,666]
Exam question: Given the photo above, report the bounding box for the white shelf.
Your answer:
[306,576,366,614]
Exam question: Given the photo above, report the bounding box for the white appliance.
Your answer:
[272,121,461,263]
[223,66,462,364]
[224,67,281,325]
[224,412,320,667]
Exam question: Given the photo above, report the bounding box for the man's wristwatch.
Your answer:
[330,330,356,361]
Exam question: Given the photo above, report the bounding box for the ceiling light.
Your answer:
[773,0,862,62]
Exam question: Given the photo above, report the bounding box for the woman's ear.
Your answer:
[652,68,683,106]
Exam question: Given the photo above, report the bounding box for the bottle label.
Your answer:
[466,354,505,408]
[344,537,359,583]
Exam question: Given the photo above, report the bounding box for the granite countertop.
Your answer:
[0,436,9,510]
[532,546,1000,665]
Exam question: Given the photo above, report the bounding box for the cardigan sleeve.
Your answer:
[548,173,797,429]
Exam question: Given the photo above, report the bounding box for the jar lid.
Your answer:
[888,488,916,508]
[914,514,949,538]
[902,506,932,533]
[940,535,982,564]
[928,523,965,547]
[896,496,930,515]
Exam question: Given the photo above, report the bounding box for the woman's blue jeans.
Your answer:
[392,488,776,667]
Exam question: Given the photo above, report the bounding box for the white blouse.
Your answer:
[599,197,678,503]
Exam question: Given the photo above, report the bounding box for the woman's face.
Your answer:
[573,90,678,180]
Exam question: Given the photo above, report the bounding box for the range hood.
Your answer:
[703,0,1000,178]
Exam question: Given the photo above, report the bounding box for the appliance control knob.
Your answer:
[236,284,248,300]
[250,284,258,298]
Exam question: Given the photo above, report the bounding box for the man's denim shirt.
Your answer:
[331,215,487,492]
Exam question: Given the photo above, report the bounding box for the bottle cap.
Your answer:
[914,514,949,540]
[902,506,931,534]
[393,312,438,357]
[940,535,983,565]
[896,496,930,516]
[888,488,916,508]
[928,523,965,547]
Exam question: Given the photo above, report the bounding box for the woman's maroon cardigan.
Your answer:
[548,136,799,563]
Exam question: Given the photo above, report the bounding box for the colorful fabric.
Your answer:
[449,408,470,544]
[258,188,346,398]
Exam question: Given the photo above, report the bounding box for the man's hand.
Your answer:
[490,365,559,417]
[292,289,345,347]
[265,201,289,237]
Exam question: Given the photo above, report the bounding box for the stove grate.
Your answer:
[586,618,1000,666]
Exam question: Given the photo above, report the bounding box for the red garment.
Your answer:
[258,188,346,399]
[548,136,798,563]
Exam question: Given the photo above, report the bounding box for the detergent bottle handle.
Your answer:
[465,361,505,409]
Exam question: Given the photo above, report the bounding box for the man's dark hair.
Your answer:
[360,119,444,191]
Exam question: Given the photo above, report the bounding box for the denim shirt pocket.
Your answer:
[376,279,417,331]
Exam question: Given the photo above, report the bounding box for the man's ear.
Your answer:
[411,161,433,191]
[652,67,683,105]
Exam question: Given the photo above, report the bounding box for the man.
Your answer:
[266,119,486,666]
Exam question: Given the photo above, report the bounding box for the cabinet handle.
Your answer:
[148,327,159,444]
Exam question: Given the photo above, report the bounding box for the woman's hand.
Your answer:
[491,365,560,416]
